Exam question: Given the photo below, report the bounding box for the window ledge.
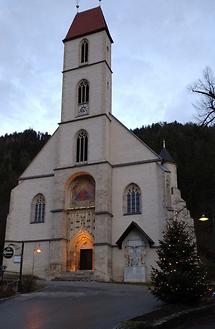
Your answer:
[30,221,45,224]
[75,161,88,166]
[123,212,142,216]
[76,113,89,118]
[79,63,88,67]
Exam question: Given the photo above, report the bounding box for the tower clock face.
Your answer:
[78,103,89,116]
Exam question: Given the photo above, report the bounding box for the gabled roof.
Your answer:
[63,7,113,43]
[110,113,161,160]
[116,222,154,249]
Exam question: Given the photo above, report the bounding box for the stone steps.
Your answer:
[53,270,94,282]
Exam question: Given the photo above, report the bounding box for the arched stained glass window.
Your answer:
[76,130,88,163]
[80,39,89,64]
[31,194,45,223]
[124,184,141,215]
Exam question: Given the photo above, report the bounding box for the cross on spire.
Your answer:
[76,0,79,12]
[76,1,102,12]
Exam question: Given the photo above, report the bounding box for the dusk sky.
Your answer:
[1,0,215,135]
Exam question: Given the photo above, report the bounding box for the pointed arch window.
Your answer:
[31,194,45,223]
[78,80,89,105]
[76,130,88,163]
[124,184,141,215]
[77,80,89,116]
[80,39,89,64]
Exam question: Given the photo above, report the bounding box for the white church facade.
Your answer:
[4,6,193,282]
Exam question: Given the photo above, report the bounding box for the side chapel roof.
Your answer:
[116,222,155,249]
[63,6,113,43]
[159,141,175,164]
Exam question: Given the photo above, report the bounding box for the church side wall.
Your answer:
[4,176,67,276]
[111,162,165,282]
[6,177,56,242]
[111,163,165,244]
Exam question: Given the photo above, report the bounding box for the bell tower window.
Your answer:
[76,130,88,163]
[77,80,89,116]
[80,39,89,64]
[78,80,89,104]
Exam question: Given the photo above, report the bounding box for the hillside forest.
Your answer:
[0,122,215,265]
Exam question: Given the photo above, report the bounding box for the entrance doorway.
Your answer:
[80,249,93,270]
[69,230,94,272]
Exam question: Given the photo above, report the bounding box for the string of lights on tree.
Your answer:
[150,218,209,303]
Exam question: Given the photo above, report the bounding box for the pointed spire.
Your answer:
[64,6,113,43]
[159,140,175,163]
[99,0,102,6]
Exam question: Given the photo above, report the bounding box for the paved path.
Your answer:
[177,309,215,329]
[0,281,161,329]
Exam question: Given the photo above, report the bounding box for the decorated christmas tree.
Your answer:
[150,219,209,303]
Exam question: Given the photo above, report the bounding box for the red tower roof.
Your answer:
[63,7,113,43]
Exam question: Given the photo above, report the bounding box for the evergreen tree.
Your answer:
[150,219,209,303]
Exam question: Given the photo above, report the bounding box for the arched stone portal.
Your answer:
[65,173,95,271]
[69,230,94,271]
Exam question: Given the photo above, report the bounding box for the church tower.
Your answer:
[61,6,113,122]
[57,6,113,168]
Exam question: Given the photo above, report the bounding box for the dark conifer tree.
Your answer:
[150,219,209,303]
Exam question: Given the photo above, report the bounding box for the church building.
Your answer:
[4,6,193,282]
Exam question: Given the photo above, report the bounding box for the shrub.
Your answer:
[20,274,38,293]
[0,284,16,298]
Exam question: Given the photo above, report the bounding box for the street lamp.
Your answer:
[32,244,42,276]
[198,212,215,251]
[35,245,42,254]
[199,214,209,222]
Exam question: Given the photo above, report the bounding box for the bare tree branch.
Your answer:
[190,67,215,126]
